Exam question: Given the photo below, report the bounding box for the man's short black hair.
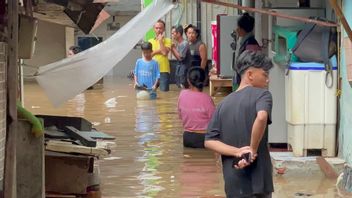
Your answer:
[141,42,152,51]
[172,25,184,36]
[237,13,255,33]
[236,50,273,76]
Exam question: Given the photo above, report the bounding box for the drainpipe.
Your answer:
[240,0,255,14]
[242,0,254,8]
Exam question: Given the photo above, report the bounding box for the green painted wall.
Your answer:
[339,0,352,165]
[144,0,155,41]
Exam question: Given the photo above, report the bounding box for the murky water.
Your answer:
[23,77,347,198]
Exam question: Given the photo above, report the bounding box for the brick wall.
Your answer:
[0,42,7,186]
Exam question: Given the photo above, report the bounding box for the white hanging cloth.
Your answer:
[35,0,175,106]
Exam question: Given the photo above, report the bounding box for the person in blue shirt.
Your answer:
[134,42,160,99]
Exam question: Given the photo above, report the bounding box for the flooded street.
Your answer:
[24,77,344,198]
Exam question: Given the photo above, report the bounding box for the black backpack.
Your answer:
[291,17,337,87]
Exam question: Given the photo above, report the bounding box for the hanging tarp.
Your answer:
[35,0,175,106]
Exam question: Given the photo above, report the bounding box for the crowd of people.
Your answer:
[132,13,274,198]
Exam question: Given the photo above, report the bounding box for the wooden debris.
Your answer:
[316,156,339,180]
[64,126,97,147]
[46,140,109,157]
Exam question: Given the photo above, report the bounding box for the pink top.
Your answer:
[177,89,215,131]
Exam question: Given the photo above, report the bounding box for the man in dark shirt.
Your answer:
[205,50,274,198]
[233,13,261,91]
[171,25,191,88]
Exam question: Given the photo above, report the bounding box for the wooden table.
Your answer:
[209,76,233,96]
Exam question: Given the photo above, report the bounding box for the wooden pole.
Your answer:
[329,0,352,42]
[7,0,18,121]
[201,0,338,27]
[316,157,339,180]
[4,0,19,197]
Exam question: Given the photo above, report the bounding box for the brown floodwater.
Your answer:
[23,77,347,198]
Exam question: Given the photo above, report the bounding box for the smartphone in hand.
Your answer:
[232,156,242,167]
[242,152,252,163]
[232,152,252,167]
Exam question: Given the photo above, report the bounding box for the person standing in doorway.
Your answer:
[236,13,261,55]
[149,19,172,92]
[233,13,261,90]
[171,25,191,88]
[185,24,208,70]
[205,50,274,198]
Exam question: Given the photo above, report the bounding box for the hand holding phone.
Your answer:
[232,152,252,168]
[242,152,251,163]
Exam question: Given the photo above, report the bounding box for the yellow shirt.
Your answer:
[149,38,172,73]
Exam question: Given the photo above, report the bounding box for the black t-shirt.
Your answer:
[206,86,274,197]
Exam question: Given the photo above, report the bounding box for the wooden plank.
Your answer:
[7,0,18,120]
[4,0,19,196]
[80,131,115,140]
[316,156,338,180]
[45,129,115,140]
[16,120,44,198]
[46,150,93,158]
[46,194,76,198]
[45,141,109,157]
[63,126,97,147]
[4,122,17,198]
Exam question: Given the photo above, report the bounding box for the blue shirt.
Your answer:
[134,58,160,89]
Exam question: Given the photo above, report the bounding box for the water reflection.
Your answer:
[177,149,223,198]
[135,100,163,197]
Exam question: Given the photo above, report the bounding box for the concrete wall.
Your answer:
[339,0,352,165]
[23,20,67,80]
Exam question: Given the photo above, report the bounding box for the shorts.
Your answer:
[183,131,205,148]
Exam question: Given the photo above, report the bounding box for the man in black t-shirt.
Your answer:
[205,50,274,198]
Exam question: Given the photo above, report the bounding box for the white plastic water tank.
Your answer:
[285,56,337,157]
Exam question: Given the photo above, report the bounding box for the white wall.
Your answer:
[23,20,67,80]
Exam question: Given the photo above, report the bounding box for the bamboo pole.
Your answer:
[201,0,338,27]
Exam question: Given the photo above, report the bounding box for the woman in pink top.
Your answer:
[177,67,215,148]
